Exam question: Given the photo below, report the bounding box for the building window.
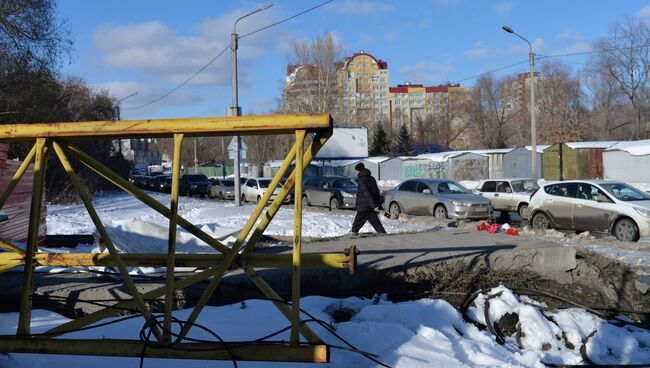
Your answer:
[356,72,361,77]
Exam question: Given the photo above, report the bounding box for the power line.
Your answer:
[123,0,334,111]
[240,0,334,40]
[122,45,229,111]
[451,59,528,84]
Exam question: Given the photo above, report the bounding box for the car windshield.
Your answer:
[186,174,207,181]
[438,181,467,194]
[511,180,539,193]
[258,179,271,188]
[600,183,650,201]
[222,179,235,186]
[330,178,357,189]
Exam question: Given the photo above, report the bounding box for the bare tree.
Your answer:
[468,73,516,148]
[589,17,650,139]
[534,61,588,143]
[0,0,71,68]
[282,32,345,117]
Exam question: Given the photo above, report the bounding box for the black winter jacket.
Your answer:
[355,168,382,211]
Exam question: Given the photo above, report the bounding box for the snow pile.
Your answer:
[606,139,650,156]
[1,286,648,367]
[377,179,401,189]
[46,192,430,252]
[466,285,650,366]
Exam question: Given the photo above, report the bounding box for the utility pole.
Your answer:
[231,3,273,205]
[502,25,537,179]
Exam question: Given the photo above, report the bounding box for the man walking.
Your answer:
[351,163,386,235]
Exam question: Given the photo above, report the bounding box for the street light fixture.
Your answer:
[502,25,537,179]
[231,2,273,206]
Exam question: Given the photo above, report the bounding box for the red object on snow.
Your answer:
[487,224,500,234]
[476,223,488,231]
[506,228,519,236]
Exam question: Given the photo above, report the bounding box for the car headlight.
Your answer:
[451,200,470,206]
[341,191,354,198]
[634,207,650,217]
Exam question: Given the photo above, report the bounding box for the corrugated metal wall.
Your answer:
[503,148,543,178]
[543,144,603,180]
[448,153,488,181]
[0,143,47,243]
[603,151,650,183]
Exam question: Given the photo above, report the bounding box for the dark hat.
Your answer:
[354,162,365,171]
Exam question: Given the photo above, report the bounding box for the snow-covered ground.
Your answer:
[1,286,648,367]
[46,191,430,254]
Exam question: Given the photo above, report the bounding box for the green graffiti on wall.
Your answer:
[403,163,447,178]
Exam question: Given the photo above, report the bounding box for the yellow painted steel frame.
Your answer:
[0,113,336,363]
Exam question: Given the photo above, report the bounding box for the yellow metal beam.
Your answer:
[0,338,329,363]
[242,263,323,344]
[291,130,306,344]
[242,130,332,255]
[176,140,299,340]
[0,113,332,141]
[164,133,183,343]
[52,141,161,340]
[0,251,352,269]
[0,238,24,254]
[17,138,47,336]
[62,143,229,254]
[0,143,36,210]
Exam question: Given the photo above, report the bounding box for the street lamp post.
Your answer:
[502,25,537,179]
[231,3,273,206]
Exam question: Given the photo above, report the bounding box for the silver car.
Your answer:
[528,180,650,241]
[477,178,539,218]
[384,179,492,220]
[209,178,235,200]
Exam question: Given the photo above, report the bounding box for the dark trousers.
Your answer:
[351,210,387,234]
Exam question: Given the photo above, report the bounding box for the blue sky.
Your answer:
[57,0,650,120]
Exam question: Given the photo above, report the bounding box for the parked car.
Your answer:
[476,178,539,219]
[303,175,357,210]
[130,175,147,188]
[528,180,650,242]
[163,177,173,193]
[209,178,236,200]
[242,177,292,204]
[180,174,210,197]
[384,179,491,220]
[150,175,169,192]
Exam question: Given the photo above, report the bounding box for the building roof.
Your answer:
[524,145,551,153]
[605,139,650,156]
[389,83,461,94]
[342,51,388,70]
[565,141,619,149]
[363,156,393,164]
[416,151,487,162]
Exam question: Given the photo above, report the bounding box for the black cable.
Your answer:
[123,0,334,112]
[122,45,229,111]
[239,0,334,40]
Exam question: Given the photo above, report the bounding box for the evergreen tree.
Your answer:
[369,123,390,156]
[395,124,413,156]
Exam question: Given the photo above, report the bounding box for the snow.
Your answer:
[46,192,430,254]
[2,286,648,367]
[524,145,551,153]
[606,139,650,156]
[364,156,392,163]
[565,141,619,149]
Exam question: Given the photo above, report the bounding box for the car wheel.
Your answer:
[329,197,339,211]
[208,191,213,199]
[241,195,246,203]
[614,218,640,242]
[389,202,401,219]
[531,212,550,229]
[302,195,310,206]
[256,196,262,204]
[434,205,448,219]
[518,203,529,219]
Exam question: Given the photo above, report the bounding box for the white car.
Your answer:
[527,180,650,241]
[476,178,539,219]
[241,178,292,204]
